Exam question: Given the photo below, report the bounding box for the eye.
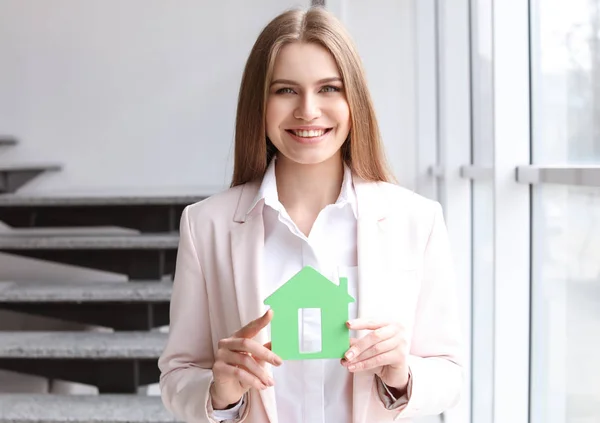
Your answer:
[275,87,296,94]
[320,85,342,93]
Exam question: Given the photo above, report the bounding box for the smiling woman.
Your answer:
[266,42,350,167]
[158,6,464,423]
[230,7,393,187]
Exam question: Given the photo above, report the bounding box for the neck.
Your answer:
[275,154,344,215]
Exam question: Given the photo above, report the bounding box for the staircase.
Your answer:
[0,138,209,422]
[0,136,62,194]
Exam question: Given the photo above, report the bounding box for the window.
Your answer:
[470,1,495,421]
[530,186,600,422]
[532,0,600,164]
[531,0,600,421]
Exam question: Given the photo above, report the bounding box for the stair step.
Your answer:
[0,137,18,147]
[0,394,178,423]
[0,191,210,233]
[0,164,62,194]
[0,332,166,359]
[5,226,140,236]
[0,233,178,279]
[0,281,171,330]
[0,281,172,303]
[0,192,208,207]
[0,233,179,250]
[0,163,61,172]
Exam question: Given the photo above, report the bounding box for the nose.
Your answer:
[294,93,321,121]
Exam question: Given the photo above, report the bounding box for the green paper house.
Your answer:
[264,266,355,360]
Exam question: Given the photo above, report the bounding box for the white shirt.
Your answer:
[214,158,358,422]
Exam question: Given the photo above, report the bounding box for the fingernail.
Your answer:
[348,365,356,371]
[345,350,354,360]
[273,357,283,366]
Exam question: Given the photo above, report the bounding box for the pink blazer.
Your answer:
[158,176,463,423]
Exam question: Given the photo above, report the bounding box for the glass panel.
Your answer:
[471,0,495,421]
[531,0,600,163]
[472,0,494,166]
[531,185,600,423]
[471,181,495,423]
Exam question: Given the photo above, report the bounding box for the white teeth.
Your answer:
[292,129,326,138]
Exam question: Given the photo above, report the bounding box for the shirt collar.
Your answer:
[246,157,358,218]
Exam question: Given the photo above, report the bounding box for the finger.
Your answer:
[221,349,274,387]
[234,309,273,339]
[254,342,273,367]
[343,336,400,365]
[343,324,398,361]
[250,342,275,369]
[346,350,401,372]
[221,337,282,366]
[214,360,269,391]
[340,339,358,366]
[346,319,387,331]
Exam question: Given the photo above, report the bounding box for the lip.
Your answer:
[285,128,333,144]
[286,126,331,131]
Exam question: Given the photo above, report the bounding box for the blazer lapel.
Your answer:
[352,178,417,423]
[230,182,278,423]
[352,178,388,423]
[230,213,268,340]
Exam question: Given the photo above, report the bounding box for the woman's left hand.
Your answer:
[341,319,410,394]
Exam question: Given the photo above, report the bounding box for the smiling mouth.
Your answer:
[285,128,333,138]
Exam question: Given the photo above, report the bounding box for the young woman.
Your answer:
[158,6,463,423]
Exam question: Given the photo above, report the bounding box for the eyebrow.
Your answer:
[270,77,343,86]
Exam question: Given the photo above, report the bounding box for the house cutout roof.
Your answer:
[264,265,355,308]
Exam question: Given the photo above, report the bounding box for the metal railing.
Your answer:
[457,165,600,187]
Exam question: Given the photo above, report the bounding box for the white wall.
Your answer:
[0,0,418,194]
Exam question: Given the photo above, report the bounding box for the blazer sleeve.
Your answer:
[394,201,464,419]
[158,206,249,423]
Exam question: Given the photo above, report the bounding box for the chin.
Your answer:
[278,149,342,167]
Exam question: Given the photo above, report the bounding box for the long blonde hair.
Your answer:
[231,7,394,187]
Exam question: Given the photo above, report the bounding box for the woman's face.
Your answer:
[266,42,351,166]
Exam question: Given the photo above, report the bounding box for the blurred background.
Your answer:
[0,1,598,423]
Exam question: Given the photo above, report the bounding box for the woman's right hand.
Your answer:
[210,309,282,410]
